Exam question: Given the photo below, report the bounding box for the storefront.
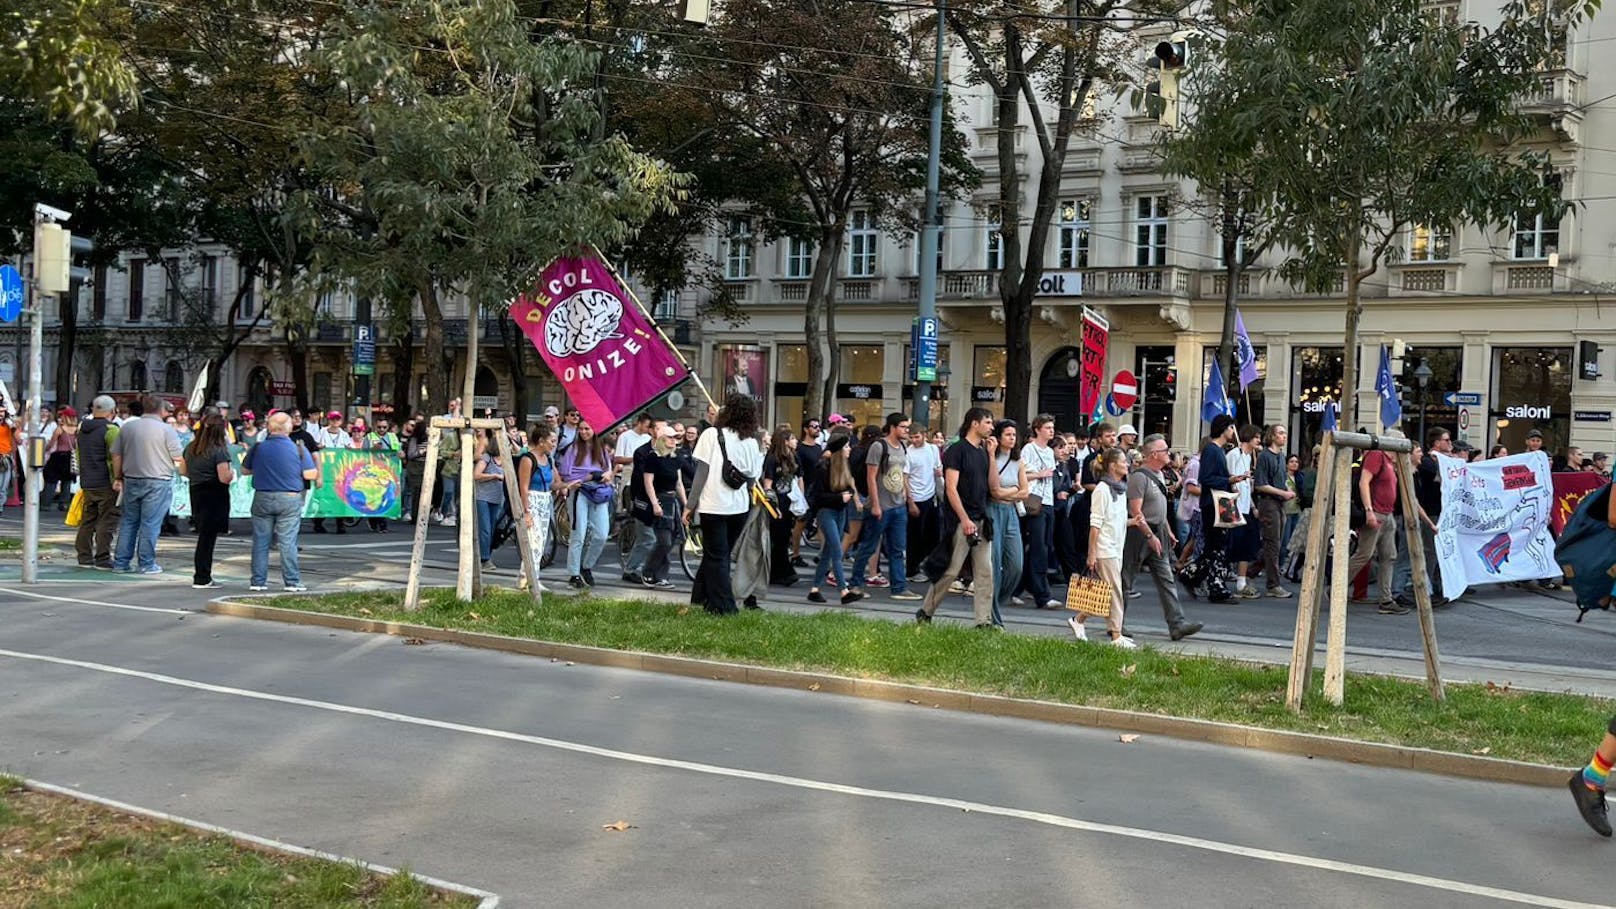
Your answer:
[1491,346,1572,454]
[1289,346,1345,456]
[835,344,886,426]
[773,344,809,428]
[972,346,1008,420]
[1397,345,1463,443]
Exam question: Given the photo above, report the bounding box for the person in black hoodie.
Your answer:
[1188,414,1239,597]
[73,395,121,569]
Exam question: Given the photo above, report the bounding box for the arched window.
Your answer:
[164,361,184,394]
[130,361,148,390]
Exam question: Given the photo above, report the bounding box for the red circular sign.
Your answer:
[1111,369,1139,410]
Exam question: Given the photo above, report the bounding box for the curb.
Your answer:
[205,599,1571,789]
[17,778,500,908]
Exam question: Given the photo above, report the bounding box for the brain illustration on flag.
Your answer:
[1479,531,1513,574]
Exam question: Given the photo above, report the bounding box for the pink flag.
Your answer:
[510,252,689,431]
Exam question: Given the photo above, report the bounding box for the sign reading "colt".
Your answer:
[1035,271,1084,297]
[1504,404,1552,419]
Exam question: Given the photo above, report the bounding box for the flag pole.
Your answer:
[590,245,716,412]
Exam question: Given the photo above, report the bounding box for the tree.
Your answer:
[676,0,972,422]
[1165,0,1596,429]
[949,0,1184,423]
[293,0,683,416]
[4,0,138,136]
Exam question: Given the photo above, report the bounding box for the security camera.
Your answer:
[33,203,72,223]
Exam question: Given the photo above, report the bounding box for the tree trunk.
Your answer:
[1340,231,1364,432]
[288,338,310,415]
[207,274,266,405]
[420,279,447,415]
[801,225,842,425]
[55,286,77,409]
[820,229,848,419]
[390,332,416,418]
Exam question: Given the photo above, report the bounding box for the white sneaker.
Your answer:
[441,516,456,527]
[249,585,269,592]
[1043,599,1061,609]
[430,511,443,523]
[1126,590,1142,599]
[1111,635,1139,650]
[1009,596,1025,607]
[1067,616,1088,641]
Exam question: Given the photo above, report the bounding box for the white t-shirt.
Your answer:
[1226,446,1254,515]
[694,426,762,515]
[905,442,941,502]
[1020,441,1056,505]
[614,428,650,488]
[321,426,351,449]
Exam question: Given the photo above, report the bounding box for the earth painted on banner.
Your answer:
[337,460,400,516]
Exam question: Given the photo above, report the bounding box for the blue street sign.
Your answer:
[1105,392,1125,417]
[0,265,22,323]
[1443,391,1481,407]
[910,317,939,383]
[352,323,376,376]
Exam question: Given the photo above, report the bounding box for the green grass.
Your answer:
[0,537,22,552]
[0,782,476,908]
[269,589,1610,767]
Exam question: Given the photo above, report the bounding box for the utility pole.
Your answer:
[25,204,73,584]
[912,0,946,431]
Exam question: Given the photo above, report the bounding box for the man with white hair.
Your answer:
[74,395,122,569]
[242,411,318,591]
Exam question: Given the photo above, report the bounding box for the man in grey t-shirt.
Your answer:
[110,395,184,574]
[1122,434,1201,640]
[850,412,915,599]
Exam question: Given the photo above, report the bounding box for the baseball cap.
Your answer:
[1118,424,1138,437]
[1526,429,1544,439]
[544,405,560,417]
[827,413,848,425]
[215,400,229,410]
[1452,439,1474,453]
[241,409,256,420]
[327,410,343,420]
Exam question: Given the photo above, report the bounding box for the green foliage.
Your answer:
[3,0,139,136]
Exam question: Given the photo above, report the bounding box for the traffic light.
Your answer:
[35,223,71,294]
[1145,32,1193,129]
[1163,365,1177,402]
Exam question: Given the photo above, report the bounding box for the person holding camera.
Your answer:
[916,407,998,629]
[558,420,614,589]
[685,393,763,616]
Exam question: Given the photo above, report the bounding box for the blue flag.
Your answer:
[1321,401,1338,433]
[1375,345,1402,430]
[1202,359,1234,424]
[1234,310,1260,390]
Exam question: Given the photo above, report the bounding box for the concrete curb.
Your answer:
[205,599,1571,790]
[17,778,500,908]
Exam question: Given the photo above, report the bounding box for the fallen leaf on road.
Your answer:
[402,637,426,646]
[1472,747,1492,755]
[602,820,635,831]
[906,699,921,705]
[1118,734,1140,744]
[1484,681,1513,696]
[1119,664,1136,678]
[808,683,821,691]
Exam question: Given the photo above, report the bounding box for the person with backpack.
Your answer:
[73,396,121,569]
[844,413,917,601]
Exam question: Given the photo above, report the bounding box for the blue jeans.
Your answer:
[113,477,174,571]
[476,498,503,562]
[250,491,304,587]
[989,501,1023,614]
[852,505,909,593]
[812,506,848,590]
[0,454,12,515]
[438,474,459,518]
[568,492,610,576]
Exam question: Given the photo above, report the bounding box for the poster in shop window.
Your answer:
[1434,450,1557,598]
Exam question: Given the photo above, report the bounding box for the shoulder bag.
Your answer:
[714,429,748,490]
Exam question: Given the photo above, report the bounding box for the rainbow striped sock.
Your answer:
[1583,752,1612,792]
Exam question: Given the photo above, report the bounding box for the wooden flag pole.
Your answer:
[403,424,442,611]
[1395,451,1445,701]
[458,309,482,602]
[1285,431,1337,712]
[591,246,715,411]
[1321,445,1356,705]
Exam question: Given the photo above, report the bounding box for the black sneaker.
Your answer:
[1170,621,1203,641]
[622,571,644,585]
[807,590,826,603]
[581,569,595,587]
[568,575,589,590]
[1570,774,1613,836]
[841,590,865,605]
[743,595,761,610]
[1377,601,1410,615]
[914,608,932,624]
[790,556,809,568]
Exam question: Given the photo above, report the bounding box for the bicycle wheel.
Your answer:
[542,512,565,568]
[679,522,702,581]
[616,517,640,573]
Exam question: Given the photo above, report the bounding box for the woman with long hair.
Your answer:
[685,393,763,615]
[763,428,800,586]
[185,410,236,588]
[807,433,862,605]
[624,422,687,590]
[988,420,1028,616]
[558,419,614,588]
[471,430,507,570]
[517,422,560,591]
[1074,447,1136,649]
[44,407,78,510]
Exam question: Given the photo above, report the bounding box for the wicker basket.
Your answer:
[1065,573,1113,617]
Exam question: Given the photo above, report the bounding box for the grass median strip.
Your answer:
[0,778,475,908]
[269,589,1606,767]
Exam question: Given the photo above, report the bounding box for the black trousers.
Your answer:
[1053,501,1080,578]
[692,511,748,615]
[190,481,231,585]
[768,506,797,584]
[906,497,940,578]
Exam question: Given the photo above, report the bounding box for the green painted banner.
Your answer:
[170,447,404,519]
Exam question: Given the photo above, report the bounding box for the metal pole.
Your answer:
[912,0,946,431]
[21,216,43,584]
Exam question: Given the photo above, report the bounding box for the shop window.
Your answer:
[1491,347,1571,454]
[1289,346,1345,456]
[836,345,885,426]
[1398,346,1463,442]
[971,346,1008,419]
[774,344,809,428]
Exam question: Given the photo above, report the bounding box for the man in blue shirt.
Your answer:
[242,412,318,591]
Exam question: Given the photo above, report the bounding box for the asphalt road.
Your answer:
[1,585,1612,909]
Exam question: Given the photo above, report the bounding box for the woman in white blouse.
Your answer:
[1074,447,1137,649]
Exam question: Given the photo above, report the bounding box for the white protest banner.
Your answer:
[1434,450,1557,598]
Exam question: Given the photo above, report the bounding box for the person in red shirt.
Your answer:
[1346,432,1406,615]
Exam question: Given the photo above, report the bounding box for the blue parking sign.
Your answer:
[0,265,22,323]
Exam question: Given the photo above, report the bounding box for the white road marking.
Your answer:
[23,779,500,908]
[0,587,191,615]
[0,645,1605,909]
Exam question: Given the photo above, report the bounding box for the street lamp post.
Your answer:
[1414,358,1432,448]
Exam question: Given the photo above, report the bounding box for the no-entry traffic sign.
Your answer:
[1111,369,1138,410]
